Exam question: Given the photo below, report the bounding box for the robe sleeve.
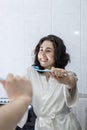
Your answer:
[63,72,79,108]
[17,109,29,128]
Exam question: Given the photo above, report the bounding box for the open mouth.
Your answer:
[40,58,48,62]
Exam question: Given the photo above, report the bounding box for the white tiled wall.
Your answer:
[72,97,87,130]
[0,0,87,94]
[80,0,87,94]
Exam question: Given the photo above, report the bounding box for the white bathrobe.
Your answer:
[19,66,81,130]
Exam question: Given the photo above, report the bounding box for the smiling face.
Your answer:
[38,40,55,69]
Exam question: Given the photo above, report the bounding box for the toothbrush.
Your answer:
[34,66,67,76]
[33,66,77,77]
[34,66,51,72]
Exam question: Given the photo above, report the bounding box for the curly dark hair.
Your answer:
[33,34,70,69]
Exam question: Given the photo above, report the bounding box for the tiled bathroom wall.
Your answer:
[0,0,87,95]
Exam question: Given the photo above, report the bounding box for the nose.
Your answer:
[40,50,46,55]
[42,51,46,57]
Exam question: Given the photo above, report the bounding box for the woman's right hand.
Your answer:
[51,67,77,89]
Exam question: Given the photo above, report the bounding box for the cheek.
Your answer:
[37,53,40,60]
[49,54,54,61]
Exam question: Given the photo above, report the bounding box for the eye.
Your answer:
[46,49,52,52]
[39,48,43,52]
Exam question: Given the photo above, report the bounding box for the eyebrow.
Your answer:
[40,47,54,50]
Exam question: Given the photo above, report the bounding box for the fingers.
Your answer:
[0,77,6,86]
[0,80,5,86]
[51,67,68,78]
[6,74,25,81]
[3,74,32,99]
[15,75,27,80]
[4,73,14,86]
[6,73,14,81]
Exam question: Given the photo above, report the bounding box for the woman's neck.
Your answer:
[45,72,50,81]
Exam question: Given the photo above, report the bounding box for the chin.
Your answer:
[40,64,46,67]
[40,64,47,68]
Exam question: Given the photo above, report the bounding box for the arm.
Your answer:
[51,67,78,107]
[0,98,29,130]
[0,74,32,130]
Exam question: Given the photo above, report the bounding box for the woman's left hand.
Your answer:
[51,67,76,89]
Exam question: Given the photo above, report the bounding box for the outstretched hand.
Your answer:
[51,67,76,89]
[0,73,32,103]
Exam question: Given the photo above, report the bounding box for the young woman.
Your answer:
[23,34,81,130]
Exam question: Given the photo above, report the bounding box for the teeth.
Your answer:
[41,60,47,62]
[40,59,47,62]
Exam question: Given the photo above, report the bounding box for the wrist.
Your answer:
[67,75,76,89]
[10,96,31,106]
